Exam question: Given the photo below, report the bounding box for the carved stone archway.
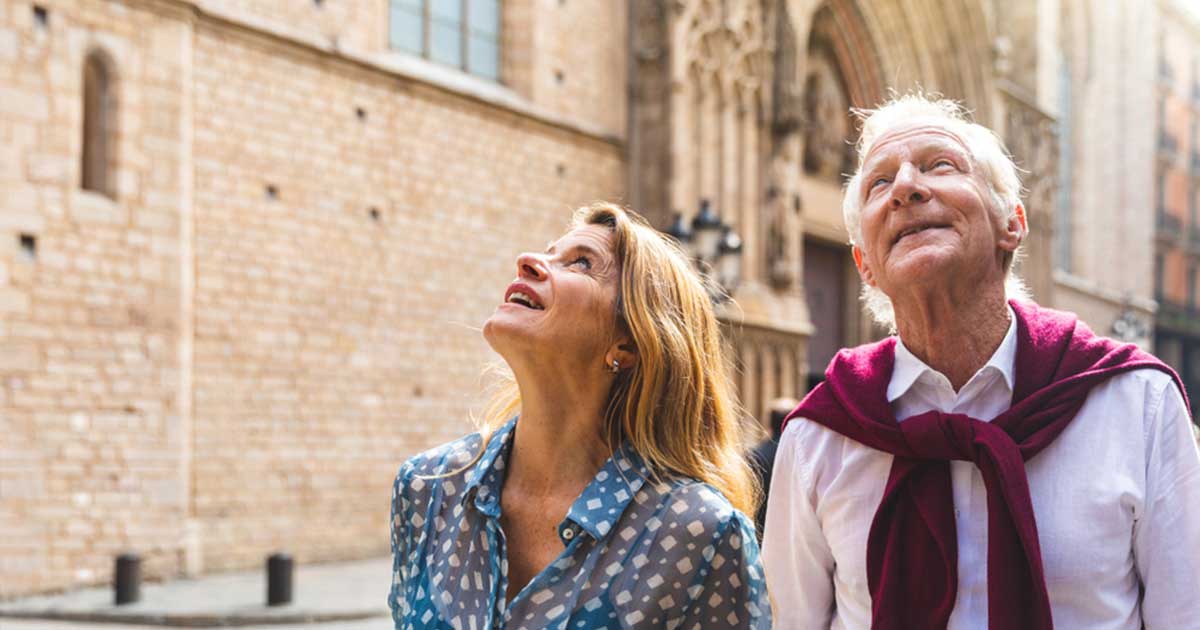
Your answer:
[627,0,1028,422]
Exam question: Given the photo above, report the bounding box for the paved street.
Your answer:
[0,557,392,629]
[1,620,388,630]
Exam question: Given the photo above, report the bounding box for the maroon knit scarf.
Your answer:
[784,300,1189,630]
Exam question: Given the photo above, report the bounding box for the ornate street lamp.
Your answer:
[663,200,744,302]
[691,199,724,263]
[666,212,693,257]
[717,226,743,294]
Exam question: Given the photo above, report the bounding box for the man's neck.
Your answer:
[893,290,1012,391]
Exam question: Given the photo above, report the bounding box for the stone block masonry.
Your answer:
[0,0,624,597]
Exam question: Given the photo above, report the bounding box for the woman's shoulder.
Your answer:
[653,476,753,541]
[393,430,486,498]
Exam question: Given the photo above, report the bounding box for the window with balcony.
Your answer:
[1158,208,1182,235]
[1191,181,1199,240]
[1189,263,1198,310]
[389,0,500,81]
[1155,253,1165,302]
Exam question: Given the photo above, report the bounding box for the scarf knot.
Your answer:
[898,412,1016,465]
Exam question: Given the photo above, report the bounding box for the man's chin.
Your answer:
[884,250,958,284]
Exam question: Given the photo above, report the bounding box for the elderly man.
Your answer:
[763,94,1199,630]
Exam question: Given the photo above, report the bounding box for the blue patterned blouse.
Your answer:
[389,419,772,629]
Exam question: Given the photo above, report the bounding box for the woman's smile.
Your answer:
[503,281,545,310]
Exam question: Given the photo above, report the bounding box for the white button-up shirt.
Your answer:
[763,313,1200,629]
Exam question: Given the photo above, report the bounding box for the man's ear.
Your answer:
[998,203,1027,254]
[853,246,876,287]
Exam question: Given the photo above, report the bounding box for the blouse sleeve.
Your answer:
[675,513,772,629]
[388,463,413,627]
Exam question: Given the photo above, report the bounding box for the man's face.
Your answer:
[852,120,1023,298]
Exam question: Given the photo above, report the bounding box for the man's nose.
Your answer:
[890,163,930,208]
[515,252,547,280]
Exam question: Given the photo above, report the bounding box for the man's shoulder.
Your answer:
[1084,365,1181,409]
[775,415,884,489]
[780,414,862,453]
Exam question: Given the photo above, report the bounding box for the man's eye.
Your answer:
[931,159,956,170]
[869,177,890,190]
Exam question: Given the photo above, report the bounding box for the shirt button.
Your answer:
[562,527,575,540]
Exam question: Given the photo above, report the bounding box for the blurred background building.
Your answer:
[0,0,1195,597]
[1155,0,1200,422]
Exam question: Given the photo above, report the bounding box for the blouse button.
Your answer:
[562,527,576,540]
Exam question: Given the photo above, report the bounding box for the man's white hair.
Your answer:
[841,93,1030,331]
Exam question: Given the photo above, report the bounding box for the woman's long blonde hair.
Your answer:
[477,202,760,517]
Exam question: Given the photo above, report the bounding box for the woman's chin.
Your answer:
[482,314,528,352]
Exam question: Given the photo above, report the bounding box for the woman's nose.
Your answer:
[890,163,930,208]
[516,252,547,280]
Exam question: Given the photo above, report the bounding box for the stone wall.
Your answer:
[1,0,624,597]
[188,18,624,573]
[0,0,190,597]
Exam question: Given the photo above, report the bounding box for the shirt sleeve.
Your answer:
[762,421,836,629]
[1135,378,1200,629]
[675,513,772,629]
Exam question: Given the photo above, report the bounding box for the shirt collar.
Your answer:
[459,418,517,516]
[562,444,649,540]
[888,304,1018,403]
[458,418,651,542]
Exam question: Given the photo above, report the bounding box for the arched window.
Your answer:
[81,51,114,197]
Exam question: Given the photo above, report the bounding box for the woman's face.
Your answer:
[483,224,623,368]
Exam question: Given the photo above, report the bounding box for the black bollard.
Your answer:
[114,553,141,605]
[266,553,293,606]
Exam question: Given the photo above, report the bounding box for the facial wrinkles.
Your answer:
[862,132,988,262]
[860,125,974,203]
[546,232,614,277]
[545,229,618,316]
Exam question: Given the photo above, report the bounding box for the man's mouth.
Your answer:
[894,224,949,244]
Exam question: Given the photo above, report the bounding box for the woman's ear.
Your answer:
[606,337,638,372]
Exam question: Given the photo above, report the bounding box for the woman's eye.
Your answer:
[931,159,956,170]
[869,177,890,190]
[570,256,592,270]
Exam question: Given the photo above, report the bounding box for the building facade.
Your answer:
[0,0,1179,597]
[1154,0,1200,418]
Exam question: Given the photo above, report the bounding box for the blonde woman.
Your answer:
[389,203,771,629]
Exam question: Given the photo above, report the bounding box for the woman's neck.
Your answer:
[504,368,613,497]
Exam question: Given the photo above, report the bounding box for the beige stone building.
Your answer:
[1153,0,1200,417]
[0,0,1182,597]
